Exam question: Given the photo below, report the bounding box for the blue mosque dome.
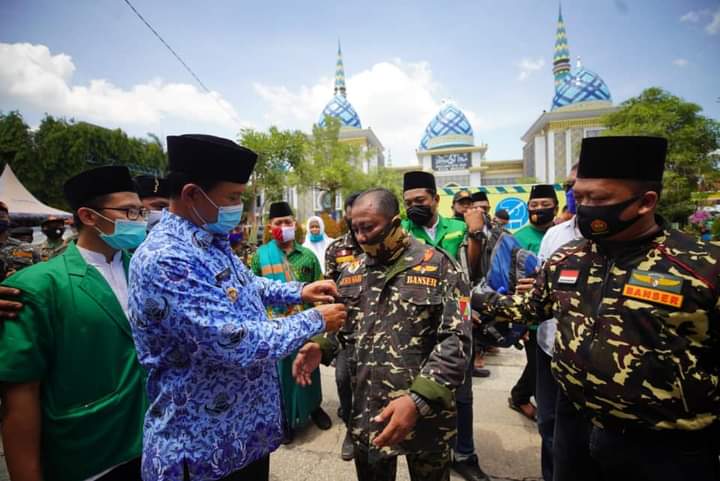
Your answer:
[419,102,474,151]
[319,94,362,129]
[551,64,612,111]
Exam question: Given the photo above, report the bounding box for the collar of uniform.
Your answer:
[162,209,216,247]
[591,215,670,259]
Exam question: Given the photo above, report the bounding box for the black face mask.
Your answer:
[0,220,9,234]
[407,205,434,226]
[577,195,643,240]
[529,207,555,226]
[43,227,65,240]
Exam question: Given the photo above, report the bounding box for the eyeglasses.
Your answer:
[94,206,149,221]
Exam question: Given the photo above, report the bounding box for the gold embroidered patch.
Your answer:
[412,264,439,273]
[622,284,683,308]
[339,274,363,286]
[406,275,438,287]
[336,255,356,264]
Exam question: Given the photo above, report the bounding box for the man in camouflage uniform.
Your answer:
[294,188,472,481]
[39,216,68,261]
[472,136,720,481]
[0,203,41,280]
[325,192,362,283]
[324,192,363,460]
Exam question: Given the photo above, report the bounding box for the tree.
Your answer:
[292,116,365,214]
[601,87,720,224]
[0,112,168,210]
[238,126,307,240]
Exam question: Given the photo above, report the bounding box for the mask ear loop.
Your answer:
[87,209,116,236]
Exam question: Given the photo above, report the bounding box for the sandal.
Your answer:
[508,397,537,421]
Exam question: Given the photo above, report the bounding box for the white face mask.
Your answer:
[147,210,163,231]
[281,225,296,242]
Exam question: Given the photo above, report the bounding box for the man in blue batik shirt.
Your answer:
[128,134,347,481]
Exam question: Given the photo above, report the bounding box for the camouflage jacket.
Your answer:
[473,225,720,431]
[324,232,362,282]
[329,236,472,459]
[0,238,41,280]
[39,238,68,262]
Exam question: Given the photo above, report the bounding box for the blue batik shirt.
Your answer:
[128,211,324,481]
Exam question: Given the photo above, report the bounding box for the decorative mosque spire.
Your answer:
[334,40,347,98]
[553,3,571,88]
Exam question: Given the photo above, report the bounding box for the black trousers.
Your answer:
[553,391,720,481]
[183,456,270,481]
[96,458,141,481]
[335,345,354,424]
[510,329,537,405]
[535,346,558,481]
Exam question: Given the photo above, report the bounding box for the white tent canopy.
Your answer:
[0,164,71,217]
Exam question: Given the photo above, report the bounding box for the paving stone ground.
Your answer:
[0,348,541,481]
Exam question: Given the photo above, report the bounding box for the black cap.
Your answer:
[269,201,294,219]
[453,191,472,203]
[495,209,510,221]
[577,136,667,182]
[64,166,137,211]
[167,134,258,184]
[471,191,488,203]
[529,184,558,202]
[403,171,436,192]
[135,175,170,199]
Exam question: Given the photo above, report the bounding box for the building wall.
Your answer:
[523,142,535,178]
[554,131,567,181]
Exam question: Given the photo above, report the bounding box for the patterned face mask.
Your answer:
[358,216,409,264]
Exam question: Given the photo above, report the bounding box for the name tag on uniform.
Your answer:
[623,269,684,308]
[336,254,356,264]
[558,269,579,284]
[339,275,362,286]
[406,275,438,287]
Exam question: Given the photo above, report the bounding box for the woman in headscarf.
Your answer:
[302,215,334,274]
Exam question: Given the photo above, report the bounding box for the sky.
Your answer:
[1,0,719,166]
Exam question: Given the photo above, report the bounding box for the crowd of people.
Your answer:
[0,133,718,481]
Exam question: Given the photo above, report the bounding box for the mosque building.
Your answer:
[521,5,617,183]
[289,42,385,219]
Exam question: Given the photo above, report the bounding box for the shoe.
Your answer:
[472,367,490,378]
[451,454,490,481]
[507,397,537,421]
[341,430,354,461]
[311,407,332,430]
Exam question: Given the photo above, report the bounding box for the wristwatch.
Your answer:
[409,392,433,417]
[468,229,484,240]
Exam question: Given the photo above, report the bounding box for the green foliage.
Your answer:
[237,126,307,243]
[291,116,366,210]
[346,166,403,203]
[0,111,167,210]
[601,87,720,224]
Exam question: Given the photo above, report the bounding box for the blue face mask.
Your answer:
[565,189,577,215]
[310,232,324,242]
[194,189,244,235]
[95,214,147,250]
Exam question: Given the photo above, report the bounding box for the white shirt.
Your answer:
[536,217,583,356]
[423,216,440,241]
[76,246,129,317]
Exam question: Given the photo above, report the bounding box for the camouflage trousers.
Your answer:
[353,447,451,481]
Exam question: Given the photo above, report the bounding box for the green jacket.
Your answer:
[0,242,147,481]
[402,215,467,260]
